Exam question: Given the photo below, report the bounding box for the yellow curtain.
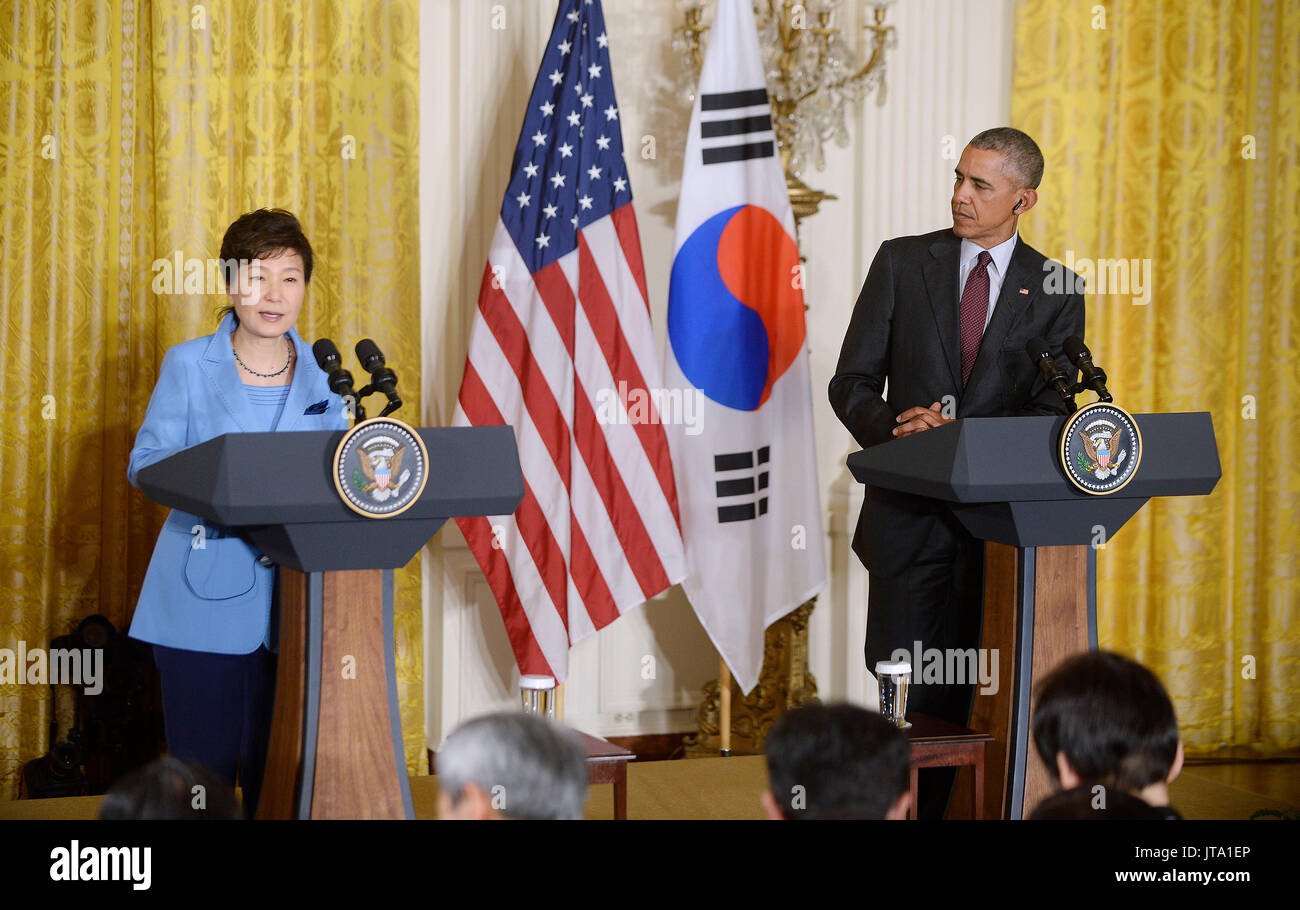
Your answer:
[0,0,423,799]
[1011,0,1298,753]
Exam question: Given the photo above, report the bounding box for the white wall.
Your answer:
[419,0,1016,748]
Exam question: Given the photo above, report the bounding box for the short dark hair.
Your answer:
[764,702,910,820]
[1029,785,1179,820]
[967,127,1045,189]
[98,757,243,820]
[216,208,314,324]
[1032,651,1180,792]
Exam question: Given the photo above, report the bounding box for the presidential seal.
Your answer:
[1059,402,1142,495]
[333,417,429,517]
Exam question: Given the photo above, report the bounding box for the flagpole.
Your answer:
[719,658,731,756]
[555,682,565,721]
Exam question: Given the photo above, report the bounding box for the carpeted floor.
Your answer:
[1,755,1295,820]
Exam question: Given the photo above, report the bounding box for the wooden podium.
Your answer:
[847,412,1220,818]
[137,426,524,819]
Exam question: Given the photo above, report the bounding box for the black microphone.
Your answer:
[355,338,402,416]
[312,339,361,416]
[1062,335,1113,402]
[1026,337,1075,406]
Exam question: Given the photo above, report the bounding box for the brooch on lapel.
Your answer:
[304,400,330,415]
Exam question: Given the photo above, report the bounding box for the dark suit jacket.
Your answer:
[829,228,1085,576]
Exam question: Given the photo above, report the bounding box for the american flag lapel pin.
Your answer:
[1019,287,1029,294]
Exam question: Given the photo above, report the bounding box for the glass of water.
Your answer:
[875,660,912,729]
[519,674,556,719]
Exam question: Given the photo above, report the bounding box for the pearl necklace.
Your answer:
[232,333,294,378]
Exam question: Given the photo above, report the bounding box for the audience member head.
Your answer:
[1029,784,1180,820]
[436,712,588,820]
[98,757,243,820]
[763,701,911,820]
[1032,650,1183,808]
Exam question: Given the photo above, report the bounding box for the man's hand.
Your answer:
[892,401,954,438]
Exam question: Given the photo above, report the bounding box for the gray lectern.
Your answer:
[847,412,1219,819]
[137,426,524,819]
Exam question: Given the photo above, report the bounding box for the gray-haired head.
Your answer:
[967,127,1045,190]
[437,712,588,820]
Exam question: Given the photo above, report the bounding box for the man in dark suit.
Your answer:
[829,128,1084,817]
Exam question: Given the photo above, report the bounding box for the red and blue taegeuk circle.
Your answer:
[668,204,805,411]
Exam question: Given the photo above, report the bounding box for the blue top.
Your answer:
[127,313,349,655]
[243,383,292,431]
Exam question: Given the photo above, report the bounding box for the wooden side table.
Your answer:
[580,732,634,820]
[903,714,994,820]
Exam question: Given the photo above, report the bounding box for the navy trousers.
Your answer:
[152,644,277,817]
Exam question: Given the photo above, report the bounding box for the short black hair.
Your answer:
[98,757,243,820]
[1032,651,1180,792]
[216,208,314,324]
[967,127,1045,189]
[764,702,910,820]
[1029,784,1180,820]
[220,207,313,283]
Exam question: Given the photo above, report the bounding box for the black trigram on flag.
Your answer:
[713,446,770,523]
[700,88,775,166]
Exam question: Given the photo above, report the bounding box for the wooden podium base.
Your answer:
[258,568,414,819]
[952,542,1097,819]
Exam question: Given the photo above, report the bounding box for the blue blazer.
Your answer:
[128,313,349,654]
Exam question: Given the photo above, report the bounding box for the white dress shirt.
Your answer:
[958,231,1018,329]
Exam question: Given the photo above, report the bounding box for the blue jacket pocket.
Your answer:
[182,536,257,601]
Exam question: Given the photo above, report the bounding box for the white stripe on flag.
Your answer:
[455,0,686,681]
[485,220,648,614]
[561,259,688,588]
[483,512,571,679]
[579,216,661,387]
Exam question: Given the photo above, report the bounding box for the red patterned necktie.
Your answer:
[960,250,993,387]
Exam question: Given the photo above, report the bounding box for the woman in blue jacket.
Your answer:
[128,209,348,815]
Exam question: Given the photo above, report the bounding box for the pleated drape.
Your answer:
[1011,0,1298,753]
[0,0,423,797]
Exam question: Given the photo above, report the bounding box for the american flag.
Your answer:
[453,0,686,682]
